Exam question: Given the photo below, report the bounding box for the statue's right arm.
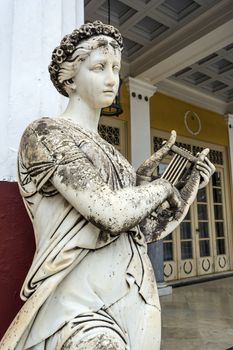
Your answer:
[20,120,182,235]
[50,158,181,234]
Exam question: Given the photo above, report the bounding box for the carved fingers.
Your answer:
[167,186,184,210]
[196,149,216,189]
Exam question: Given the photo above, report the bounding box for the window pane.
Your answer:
[180,222,192,239]
[199,240,210,257]
[181,241,193,259]
[163,233,172,241]
[215,222,224,237]
[159,163,168,176]
[164,242,173,261]
[216,239,225,255]
[197,188,207,202]
[199,222,209,238]
[212,172,221,187]
[184,209,191,220]
[198,204,208,220]
[213,188,222,203]
[214,205,223,220]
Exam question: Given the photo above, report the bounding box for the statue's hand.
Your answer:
[157,185,185,220]
[158,149,215,217]
[142,149,215,243]
[179,148,211,205]
[136,130,176,184]
[142,184,187,242]
[196,152,216,189]
[167,186,184,211]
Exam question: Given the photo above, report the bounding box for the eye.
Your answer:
[113,65,120,73]
[92,63,105,71]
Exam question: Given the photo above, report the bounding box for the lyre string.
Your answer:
[171,158,189,185]
[161,154,187,185]
[167,156,185,183]
[161,154,179,180]
[160,143,198,186]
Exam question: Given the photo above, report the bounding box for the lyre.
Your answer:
[161,142,198,187]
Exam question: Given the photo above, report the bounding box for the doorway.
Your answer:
[151,130,232,282]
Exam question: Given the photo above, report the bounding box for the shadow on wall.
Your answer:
[0,181,35,338]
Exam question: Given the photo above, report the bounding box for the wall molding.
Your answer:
[125,77,157,98]
[156,79,228,115]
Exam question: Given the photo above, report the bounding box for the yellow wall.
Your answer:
[109,88,228,147]
[118,83,130,122]
[150,92,228,146]
[109,82,129,123]
[106,87,229,161]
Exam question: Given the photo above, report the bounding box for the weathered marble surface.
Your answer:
[0,21,215,350]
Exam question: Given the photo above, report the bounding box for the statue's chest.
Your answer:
[79,136,136,189]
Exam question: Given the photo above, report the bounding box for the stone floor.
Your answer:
[160,277,233,350]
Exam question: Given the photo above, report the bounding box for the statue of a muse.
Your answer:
[0,21,215,350]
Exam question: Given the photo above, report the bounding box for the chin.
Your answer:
[99,99,115,109]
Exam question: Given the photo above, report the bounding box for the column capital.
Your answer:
[125,77,157,99]
[224,113,233,126]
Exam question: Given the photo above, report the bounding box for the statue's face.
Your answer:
[73,37,121,109]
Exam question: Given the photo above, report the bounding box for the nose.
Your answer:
[105,67,117,88]
[105,76,115,88]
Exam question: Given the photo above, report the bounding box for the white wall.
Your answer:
[0,0,84,180]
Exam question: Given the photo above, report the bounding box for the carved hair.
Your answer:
[48,21,123,97]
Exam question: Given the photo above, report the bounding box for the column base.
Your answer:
[157,282,172,296]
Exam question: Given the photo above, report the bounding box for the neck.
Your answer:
[59,95,101,133]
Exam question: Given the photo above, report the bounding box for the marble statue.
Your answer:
[0,21,215,350]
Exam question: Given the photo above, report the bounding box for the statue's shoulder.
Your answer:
[20,117,90,157]
[24,117,62,135]
[19,117,62,154]
[21,117,67,144]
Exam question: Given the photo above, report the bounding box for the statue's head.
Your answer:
[49,21,123,98]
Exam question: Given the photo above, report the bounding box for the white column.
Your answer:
[126,77,157,169]
[0,0,84,180]
[226,114,233,188]
[126,77,172,295]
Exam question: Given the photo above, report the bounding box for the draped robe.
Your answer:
[0,117,160,350]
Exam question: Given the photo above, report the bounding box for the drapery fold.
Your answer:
[0,118,159,350]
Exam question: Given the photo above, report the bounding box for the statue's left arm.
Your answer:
[138,148,215,243]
